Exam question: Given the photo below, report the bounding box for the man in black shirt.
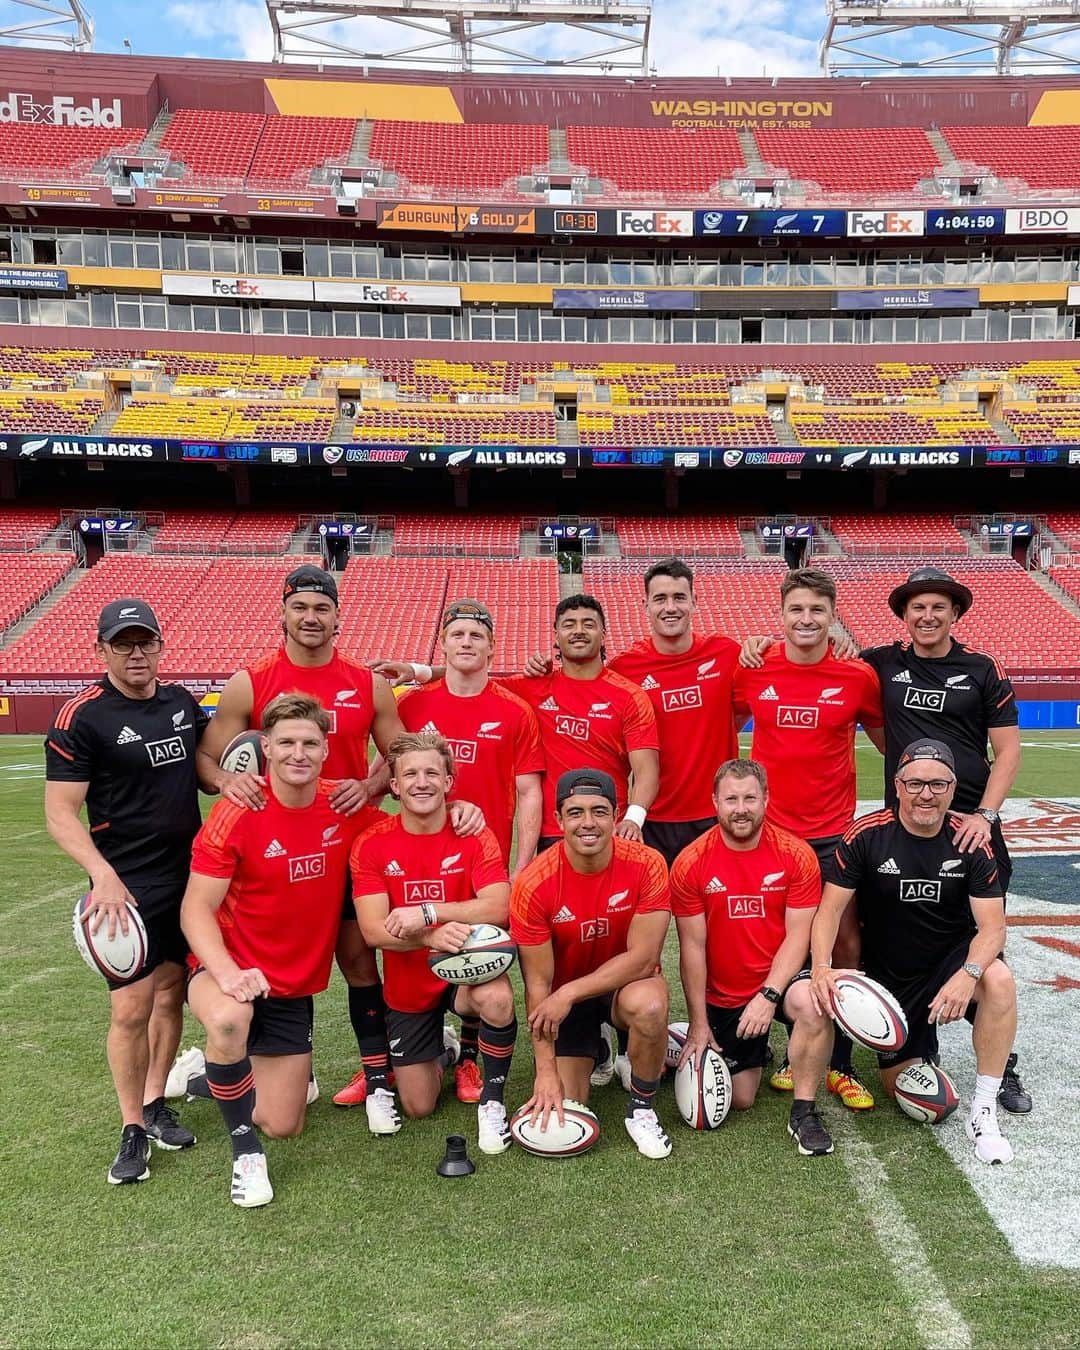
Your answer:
[810,741,1018,1166]
[45,599,210,1185]
[859,565,1030,1115]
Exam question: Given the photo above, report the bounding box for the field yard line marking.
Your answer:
[1007,915,1080,927]
[8,829,45,841]
[0,884,75,921]
[0,966,61,998]
[826,1103,974,1350]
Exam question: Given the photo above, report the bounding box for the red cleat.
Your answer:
[333,1068,394,1107]
[454,1059,483,1103]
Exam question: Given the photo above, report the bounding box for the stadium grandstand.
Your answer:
[0,38,1078,734]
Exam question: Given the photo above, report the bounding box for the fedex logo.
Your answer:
[728,895,766,919]
[289,854,326,883]
[777,706,819,729]
[903,688,946,713]
[555,715,590,740]
[662,686,702,713]
[447,738,477,765]
[404,880,445,904]
[580,917,611,941]
[846,209,924,237]
[900,880,941,903]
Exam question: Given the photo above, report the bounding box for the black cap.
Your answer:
[555,768,618,810]
[283,565,338,605]
[888,567,973,619]
[442,598,494,633]
[97,599,162,642]
[898,739,957,772]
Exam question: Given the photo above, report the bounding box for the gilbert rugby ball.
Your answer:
[219,730,265,776]
[428,924,516,986]
[509,1100,600,1157]
[894,1061,960,1124]
[73,892,148,984]
[829,973,908,1053]
[666,1021,689,1071]
[674,1046,732,1130]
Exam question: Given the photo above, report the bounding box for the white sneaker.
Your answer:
[306,1074,320,1106]
[966,1106,1014,1165]
[366,1087,402,1136]
[590,1023,617,1087]
[165,1046,204,1100]
[477,1100,512,1154]
[624,1109,672,1159]
[442,1023,461,1069]
[614,1052,633,1093]
[231,1152,273,1208]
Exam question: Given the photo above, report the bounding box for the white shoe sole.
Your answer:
[146,1132,197,1152]
[965,1115,1014,1165]
[232,1185,274,1208]
[165,1048,205,1099]
[624,1119,672,1159]
[107,1165,149,1184]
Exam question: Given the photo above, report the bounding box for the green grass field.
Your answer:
[2,731,1078,1349]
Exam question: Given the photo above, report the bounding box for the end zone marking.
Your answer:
[826,1103,973,1349]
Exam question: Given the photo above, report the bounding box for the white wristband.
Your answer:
[412,663,433,685]
[623,804,647,830]
[421,902,438,927]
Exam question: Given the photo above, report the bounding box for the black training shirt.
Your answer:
[859,639,1017,813]
[832,808,1002,992]
[45,678,208,889]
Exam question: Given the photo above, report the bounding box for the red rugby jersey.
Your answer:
[189,783,382,998]
[397,679,543,866]
[610,632,740,822]
[350,817,507,1013]
[670,820,820,1007]
[248,648,375,780]
[502,669,658,835]
[510,837,670,991]
[732,647,883,840]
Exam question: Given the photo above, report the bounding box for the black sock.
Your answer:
[790,1097,816,1122]
[185,1071,212,1100]
[478,1017,517,1105]
[206,1058,262,1160]
[627,1072,659,1118]
[349,982,389,1087]
[616,1027,629,1056]
[830,1028,854,1074]
[459,1016,480,1064]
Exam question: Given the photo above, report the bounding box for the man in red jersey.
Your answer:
[395,599,543,1105]
[182,695,384,1209]
[196,564,407,1111]
[511,769,673,1159]
[732,567,883,1110]
[351,732,516,1154]
[671,759,834,1157]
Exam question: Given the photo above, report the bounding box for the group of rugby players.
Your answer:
[44,558,1031,1208]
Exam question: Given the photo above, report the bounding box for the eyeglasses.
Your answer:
[106,637,163,655]
[897,777,954,796]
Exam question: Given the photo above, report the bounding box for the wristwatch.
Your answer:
[962,962,983,981]
[975,807,999,825]
[760,986,781,1005]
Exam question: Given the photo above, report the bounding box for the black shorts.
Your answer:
[989,819,1013,897]
[341,869,357,922]
[644,818,715,868]
[105,883,187,993]
[705,970,810,1077]
[386,988,462,1067]
[248,995,315,1058]
[872,941,973,1070]
[550,993,616,1062]
[808,835,844,887]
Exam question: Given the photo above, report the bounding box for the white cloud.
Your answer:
[648,1,819,77]
[166,1,273,62]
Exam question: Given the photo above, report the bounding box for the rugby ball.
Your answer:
[829,973,908,1053]
[666,1020,689,1071]
[428,924,516,986]
[674,1046,732,1130]
[509,1100,600,1157]
[220,730,265,776]
[72,892,148,984]
[894,1061,960,1124]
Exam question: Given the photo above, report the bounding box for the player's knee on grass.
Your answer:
[469,975,514,1026]
[397,1065,441,1119]
[255,1103,306,1139]
[878,1059,918,1100]
[731,1068,763,1111]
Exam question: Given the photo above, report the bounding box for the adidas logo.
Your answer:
[641,674,660,691]
[553,905,576,923]
[705,876,727,894]
[759,685,779,701]
[231,1124,252,1137]
[263,838,286,859]
[892,671,912,684]
[539,697,559,712]
[384,859,405,877]
[116,725,142,745]
[419,720,440,734]
[877,857,900,874]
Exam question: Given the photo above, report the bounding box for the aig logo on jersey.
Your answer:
[728,895,766,919]
[581,917,610,941]
[405,880,445,905]
[777,706,819,729]
[447,738,477,765]
[145,735,186,767]
[556,715,590,740]
[289,853,326,883]
[900,879,941,903]
[903,687,946,713]
[662,685,702,713]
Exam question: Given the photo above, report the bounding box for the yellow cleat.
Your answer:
[769,1061,794,1093]
[828,1070,876,1111]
